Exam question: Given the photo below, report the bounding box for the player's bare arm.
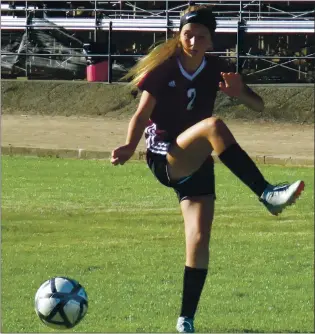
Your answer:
[219,72,264,112]
[111,90,155,165]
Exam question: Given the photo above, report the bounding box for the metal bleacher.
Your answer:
[1,1,314,82]
[1,1,315,33]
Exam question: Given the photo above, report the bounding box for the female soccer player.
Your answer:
[111,5,304,333]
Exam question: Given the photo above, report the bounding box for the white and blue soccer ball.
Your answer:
[34,277,88,329]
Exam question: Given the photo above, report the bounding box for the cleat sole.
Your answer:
[288,180,305,207]
[264,181,305,216]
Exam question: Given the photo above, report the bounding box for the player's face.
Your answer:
[180,23,213,58]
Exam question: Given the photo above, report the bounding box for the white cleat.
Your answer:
[176,316,195,333]
[259,180,305,216]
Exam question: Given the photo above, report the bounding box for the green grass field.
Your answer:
[1,156,314,333]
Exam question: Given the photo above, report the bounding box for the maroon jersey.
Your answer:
[138,55,230,155]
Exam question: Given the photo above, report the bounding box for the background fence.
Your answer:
[1,0,315,83]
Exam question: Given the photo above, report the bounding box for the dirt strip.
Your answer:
[1,115,314,165]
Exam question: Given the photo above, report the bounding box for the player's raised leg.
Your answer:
[167,116,304,215]
[176,195,214,333]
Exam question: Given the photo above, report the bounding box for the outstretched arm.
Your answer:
[111,90,156,165]
[219,72,265,112]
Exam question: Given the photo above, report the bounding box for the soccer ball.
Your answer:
[34,277,88,329]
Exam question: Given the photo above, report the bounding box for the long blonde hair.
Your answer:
[122,5,211,87]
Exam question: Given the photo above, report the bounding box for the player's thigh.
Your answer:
[180,195,215,243]
[167,118,214,181]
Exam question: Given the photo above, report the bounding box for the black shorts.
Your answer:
[146,150,215,202]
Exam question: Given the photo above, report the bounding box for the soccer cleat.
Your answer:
[259,180,305,216]
[176,316,195,333]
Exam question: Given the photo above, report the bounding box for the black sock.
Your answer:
[180,266,208,319]
[218,143,269,197]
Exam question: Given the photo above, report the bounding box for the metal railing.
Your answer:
[1,1,315,26]
[1,16,315,33]
[1,1,315,19]
[1,1,315,83]
[1,50,314,83]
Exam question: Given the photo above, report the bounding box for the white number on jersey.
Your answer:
[187,88,197,111]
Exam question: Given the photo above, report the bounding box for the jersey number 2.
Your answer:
[187,88,196,111]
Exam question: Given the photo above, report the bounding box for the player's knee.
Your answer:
[187,229,210,248]
[204,116,225,135]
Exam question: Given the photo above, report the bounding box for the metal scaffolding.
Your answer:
[1,1,315,32]
[1,1,314,82]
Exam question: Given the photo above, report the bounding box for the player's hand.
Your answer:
[111,144,135,166]
[219,72,245,97]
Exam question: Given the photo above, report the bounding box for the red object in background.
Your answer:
[86,60,108,82]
